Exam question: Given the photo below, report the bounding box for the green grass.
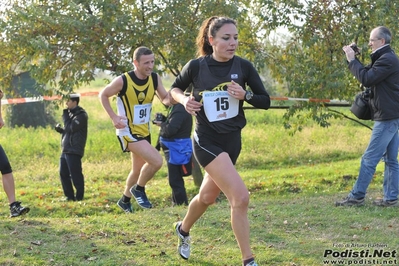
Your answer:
[0,80,397,266]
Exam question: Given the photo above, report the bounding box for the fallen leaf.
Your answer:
[31,241,42,246]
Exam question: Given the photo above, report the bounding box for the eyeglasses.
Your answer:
[369,38,382,42]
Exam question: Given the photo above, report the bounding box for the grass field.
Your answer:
[0,79,397,266]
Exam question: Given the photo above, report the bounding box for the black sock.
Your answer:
[121,195,131,203]
[135,185,145,192]
[243,257,254,266]
[179,225,189,237]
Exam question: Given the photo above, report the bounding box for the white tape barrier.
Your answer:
[1,92,99,105]
[0,92,350,105]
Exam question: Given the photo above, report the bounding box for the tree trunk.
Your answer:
[6,71,56,128]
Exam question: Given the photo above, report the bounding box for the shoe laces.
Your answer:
[177,226,190,246]
[180,235,190,250]
[138,191,148,201]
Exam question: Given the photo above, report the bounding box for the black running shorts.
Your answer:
[0,145,12,175]
[193,129,241,168]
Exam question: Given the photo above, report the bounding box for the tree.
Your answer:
[1,0,271,186]
[3,1,399,132]
[5,71,57,128]
[4,0,397,178]
[0,0,264,94]
[256,0,399,132]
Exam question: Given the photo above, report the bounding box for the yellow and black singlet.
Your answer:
[116,71,158,138]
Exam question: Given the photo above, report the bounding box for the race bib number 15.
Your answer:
[203,91,239,122]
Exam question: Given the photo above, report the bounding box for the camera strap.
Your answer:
[165,105,173,123]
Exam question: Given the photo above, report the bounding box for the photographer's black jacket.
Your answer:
[349,45,399,121]
[160,104,192,140]
[58,106,88,157]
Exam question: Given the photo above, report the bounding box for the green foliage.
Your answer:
[1,0,399,131]
[0,85,396,265]
[0,0,262,94]
[263,0,399,131]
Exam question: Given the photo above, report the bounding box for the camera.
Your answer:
[54,123,64,133]
[350,44,360,55]
[152,113,166,124]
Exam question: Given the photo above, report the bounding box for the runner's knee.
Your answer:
[198,190,219,206]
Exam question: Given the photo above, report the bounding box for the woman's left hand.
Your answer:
[227,80,245,100]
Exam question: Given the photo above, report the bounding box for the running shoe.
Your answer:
[130,184,152,209]
[174,221,190,260]
[117,198,133,213]
[10,201,30,218]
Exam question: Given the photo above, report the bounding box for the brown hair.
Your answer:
[133,46,153,62]
[195,16,237,57]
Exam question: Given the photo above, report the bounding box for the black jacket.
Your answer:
[349,45,399,121]
[160,104,192,139]
[58,106,88,157]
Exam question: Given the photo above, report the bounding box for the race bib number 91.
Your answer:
[203,91,239,122]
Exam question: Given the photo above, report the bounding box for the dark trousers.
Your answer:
[59,153,84,201]
[162,147,189,206]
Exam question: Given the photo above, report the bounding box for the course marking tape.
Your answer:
[1,91,351,105]
[271,96,350,104]
[1,92,99,105]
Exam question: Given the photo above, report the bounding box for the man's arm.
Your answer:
[68,112,88,133]
[155,73,173,106]
[99,76,127,129]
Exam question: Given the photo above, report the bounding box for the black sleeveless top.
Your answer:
[193,56,246,134]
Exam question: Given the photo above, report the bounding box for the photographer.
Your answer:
[154,103,193,206]
[336,26,399,207]
[55,94,88,201]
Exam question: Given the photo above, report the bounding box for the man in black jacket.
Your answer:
[337,26,399,207]
[55,94,88,201]
[155,103,193,205]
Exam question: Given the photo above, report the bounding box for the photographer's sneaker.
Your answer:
[10,201,30,218]
[117,198,133,213]
[335,196,364,207]
[130,184,152,209]
[174,221,190,260]
[373,199,398,207]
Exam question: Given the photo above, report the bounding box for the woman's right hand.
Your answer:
[183,96,202,116]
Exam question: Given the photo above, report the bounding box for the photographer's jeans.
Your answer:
[349,118,399,201]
